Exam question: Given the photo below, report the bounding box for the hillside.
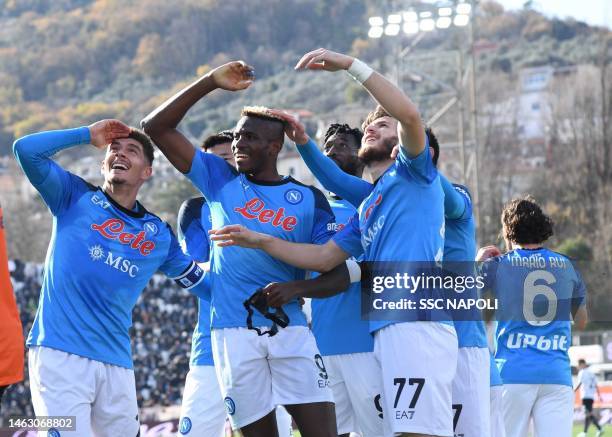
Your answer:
[0,0,609,155]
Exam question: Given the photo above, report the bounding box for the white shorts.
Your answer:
[490,385,505,437]
[177,365,226,436]
[324,352,384,436]
[28,346,139,437]
[211,326,333,429]
[374,322,458,437]
[452,347,490,437]
[502,384,573,437]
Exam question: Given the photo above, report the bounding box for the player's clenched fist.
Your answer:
[210,61,254,91]
[209,224,266,248]
[88,119,131,149]
[295,47,354,72]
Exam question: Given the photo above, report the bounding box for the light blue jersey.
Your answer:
[441,181,488,349]
[187,150,335,329]
[481,248,586,386]
[177,197,214,366]
[297,139,483,344]
[333,145,446,333]
[311,198,373,356]
[13,128,206,369]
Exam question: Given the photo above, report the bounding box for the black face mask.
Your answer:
[243,288,290,336]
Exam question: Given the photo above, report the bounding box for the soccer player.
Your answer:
[272,108,490,437]
[12,120,209,437]
[212,48,455,437]
[575,358,604,436]
[141,62,338,437]
[176,131,293,437]
[477,196,588,437]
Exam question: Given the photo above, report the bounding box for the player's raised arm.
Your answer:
[267,109,372,207]
[13,119,130,215]
[296,48,425,157]
[141,61,254,173]
[209,224,350,272]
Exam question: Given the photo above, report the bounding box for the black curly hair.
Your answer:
[502,196,554,245]
[323,123,363,148]
[202,130,234,151]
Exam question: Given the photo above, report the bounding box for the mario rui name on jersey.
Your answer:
[371,297,498,311]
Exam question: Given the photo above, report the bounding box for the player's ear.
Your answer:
[141,165,153,181]
[100,160,105,176]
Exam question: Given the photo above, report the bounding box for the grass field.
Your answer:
[571,424,607,436]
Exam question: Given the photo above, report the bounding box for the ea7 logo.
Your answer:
[105,251,140,278]
[91,194,111,209]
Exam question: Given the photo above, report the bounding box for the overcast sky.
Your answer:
[496,0,611,28]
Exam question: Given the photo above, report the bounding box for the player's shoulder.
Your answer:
[179,196,206,214]
[287,177,332,212]
[452,183,472,201]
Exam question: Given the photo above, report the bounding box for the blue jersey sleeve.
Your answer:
[332,213,364,258]
[177,197,210,262]
[309,186,336,244]
[186,149,237,200]
[572,267,587,308]
[13,127,93,215]
[297,139,373,208]
[439,175,470,220]
[159,225,209,299]
[397,135,438,184]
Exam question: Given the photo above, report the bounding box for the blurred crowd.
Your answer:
[1,259,198,416]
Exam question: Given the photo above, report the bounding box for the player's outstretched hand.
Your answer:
[209,224,264,248]
[267,109,309,144]
[295,48,354,72]
[211,61,254,91]
[263,281,300,308]
[476,245,502,261]
[88,119,131,149]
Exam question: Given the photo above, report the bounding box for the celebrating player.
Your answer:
[142,62,341,437]
[212,48,455,437]
[176,131,293,437]
[12,120,209,437]
[575,358,605,436]
[273,98,490,436]
[477,196,588,437]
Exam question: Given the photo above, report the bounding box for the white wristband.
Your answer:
[347,58,373,84]
[345,260,362,283]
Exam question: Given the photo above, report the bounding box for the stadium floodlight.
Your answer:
[368,26,384,38]
[385,23,401,36]
[388,14,402,24]
[438,7,453,17]
[436,17,452,29]
[419,11,433,18]
[454,14,470,26]
[403,10,418,22]
[456,2,472,15]
[419,18,436,32]
[369,16,384,27]
[403,22,420,34]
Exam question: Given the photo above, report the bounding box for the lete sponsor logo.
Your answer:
[91,218,156,256]
[234,198,298,231]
